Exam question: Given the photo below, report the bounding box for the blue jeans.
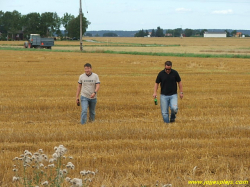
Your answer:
[80,95,97,124]
[160,94,178,123]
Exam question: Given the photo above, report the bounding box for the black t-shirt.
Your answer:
[155,69,181,96]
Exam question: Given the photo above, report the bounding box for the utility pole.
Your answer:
[79,0,83,51]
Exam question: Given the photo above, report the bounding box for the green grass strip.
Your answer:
[1,47,250,59]
[94,50,250,59]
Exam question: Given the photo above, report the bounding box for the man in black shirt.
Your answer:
[153,61,183,123]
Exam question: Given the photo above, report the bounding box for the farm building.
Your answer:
[235,32,242,37]
[204,31,227,38]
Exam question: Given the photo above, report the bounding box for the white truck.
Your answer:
[24,34,54,49]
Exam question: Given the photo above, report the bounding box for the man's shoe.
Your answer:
[170,119,175,123]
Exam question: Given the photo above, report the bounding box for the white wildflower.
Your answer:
[80,170,95,176]
[48,164,55,168]
[39,149,43,153]
[40,163,44,167]
[70,178,82,187]
[66,162,75,169]
[49,158,54,163]
[12,176,20,182]
[65,177,71,182]
[52,153,58,159]
[13,157,18,161]
[43,154,48,160]
[80,170,87,176]
[24,150,32,156]
[23,156,32,164]
[59,170,64,177]
[63,169,68,174]
[13,168,18,172]
[162,184,172,187]
[32,154,44,163]
[41,181,49,185]
[31,155,36,160]
[193,166,197,173]
[56,145,67,157]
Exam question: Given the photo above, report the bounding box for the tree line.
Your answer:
[0,10,90,40]
[134,26,244,37]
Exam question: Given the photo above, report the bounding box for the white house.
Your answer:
[204,32,227,38]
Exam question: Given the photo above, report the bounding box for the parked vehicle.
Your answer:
[24,34,54,49]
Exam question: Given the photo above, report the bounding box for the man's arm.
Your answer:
[153,83,159,98]
[76,83,82,103]
[90,83,100,98]
[178,81,183,99]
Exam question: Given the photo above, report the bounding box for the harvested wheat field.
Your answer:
[0,38,250,187]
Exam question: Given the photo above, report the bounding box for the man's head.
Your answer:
[165,61,172,73]
[84,63,92,75]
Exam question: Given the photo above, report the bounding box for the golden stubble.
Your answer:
[0,38,250,186]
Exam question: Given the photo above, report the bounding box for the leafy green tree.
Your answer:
[1,11,22,40]
[151,29,155,37]
[0,11,4,28]
[173,28,182,37]
[0,11,6,40]
[134,29,147,37]
[155,26,164,37]
[193,29,201,37]
[40,12,57,37]
[22,13,41,37]
[231,30,237,37]
[53,12,62,37]
[166,29,173,37]
[225,30,230,37]
[61,13,75,38]
[200,29,208,36]
[67,14,89,38]
[184,28,193,37]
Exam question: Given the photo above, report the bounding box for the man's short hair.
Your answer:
[84,63,92,68]
[165,61,172,66]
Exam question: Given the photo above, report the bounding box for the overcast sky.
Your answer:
[1,0,250,31]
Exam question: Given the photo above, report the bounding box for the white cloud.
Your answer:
[175,8,192,12]
[212,9,233,14]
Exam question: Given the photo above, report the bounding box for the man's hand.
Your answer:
[180,93,183,99]
[90,92,96,98]
[76,99,80,106]
[153,93,157,98]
